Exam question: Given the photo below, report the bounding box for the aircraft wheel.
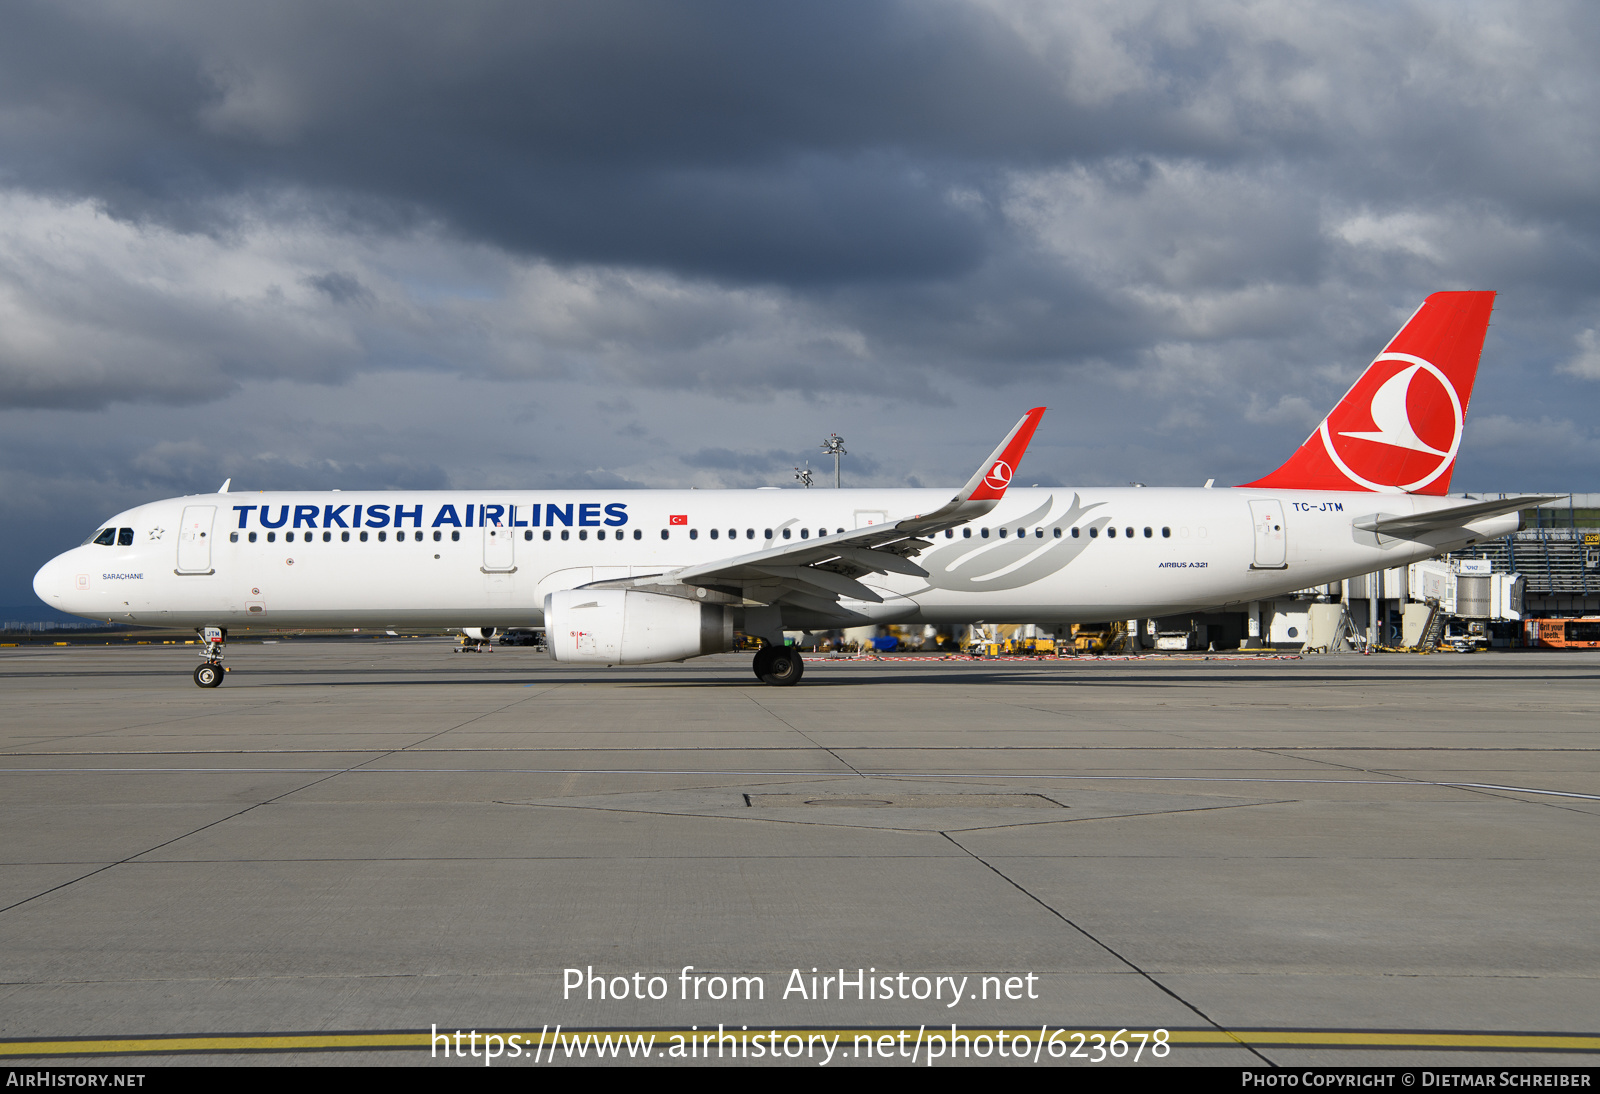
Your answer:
[752,646,776,679]
[760,648,805,687]
[193,664,224,688]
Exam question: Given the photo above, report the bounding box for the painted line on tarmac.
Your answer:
[1,768,1595,801]
[3,1027,1599,1058]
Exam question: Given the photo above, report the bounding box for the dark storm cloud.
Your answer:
[3,2,1597,363]
[1,0,1072,282]
[17,1,1590,290]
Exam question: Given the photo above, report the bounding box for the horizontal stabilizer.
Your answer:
[1353,495,1560,538]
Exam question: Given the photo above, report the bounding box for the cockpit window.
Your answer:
[118,528,134,546]
[90,528,116,546]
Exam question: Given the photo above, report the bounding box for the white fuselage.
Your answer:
[34,486,1513,633]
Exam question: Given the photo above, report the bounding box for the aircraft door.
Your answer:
[1249,499,1288,569]
[483,523,516,572]
[176,506,216,574]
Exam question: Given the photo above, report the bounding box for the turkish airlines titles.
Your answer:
[229,501,630,531]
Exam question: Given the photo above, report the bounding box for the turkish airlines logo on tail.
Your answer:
[1318,353,1464,492]
[983,461,1012,492]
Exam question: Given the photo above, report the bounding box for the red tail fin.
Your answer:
[1243,291,1495,495]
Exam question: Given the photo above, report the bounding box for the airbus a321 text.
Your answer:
[34,291,1542,687]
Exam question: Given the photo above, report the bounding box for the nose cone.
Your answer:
[33,552,72,613]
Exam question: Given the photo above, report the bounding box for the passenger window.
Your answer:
[783,529,791,539]
[945,529,953,538]
[434,531,442,541]
[689,529,698,540]
[563,530,572,541]
[800,528,809,539]
[1089,527,1098,538]
[118,528,134,546]
[710,529,719,539]
[229,532,238,543]
[286,532,295,543]
[1036,528,1044,538]
[545,530,553,541]
[341,531,350,542]
[634,529,642,540]
[1071,527,1079,538]
[1125,527,1134,538]
[764,529,773,539]
[1107,527,1116,538]
[1053,528,1061,538]
[1162,527,1171,538]
[378,531,386,542]
[659,529,668,540]
[746,529,755,539]
[1143,527,1152,538]
[268,532,277,542]
[324,531,333,542]
[249,532,258,543]
[359,531,367,542]
[981,528,989,538]
[455,531,463,541]
[963,528,971,539]
[731,529,738,540]
[92,528,116,546]
[596,530,605,540]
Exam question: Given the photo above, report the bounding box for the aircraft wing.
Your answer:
[1353,495,1560,539]
[658,408,1046,612]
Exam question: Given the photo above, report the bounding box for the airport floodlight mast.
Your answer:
[794,463,813,488]
[821,433,846,487]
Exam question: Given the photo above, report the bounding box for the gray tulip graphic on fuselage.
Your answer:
[915,494,1109,593]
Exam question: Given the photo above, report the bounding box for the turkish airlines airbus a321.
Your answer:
[34,291,1544,687]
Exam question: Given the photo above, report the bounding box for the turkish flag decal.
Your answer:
[669,514,688,526]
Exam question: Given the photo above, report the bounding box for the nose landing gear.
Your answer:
[194,626,226,688]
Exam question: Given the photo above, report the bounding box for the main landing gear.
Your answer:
[752,645,805,687]
[194,626,227,688]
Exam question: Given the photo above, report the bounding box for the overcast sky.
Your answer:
[5,1,1599,606]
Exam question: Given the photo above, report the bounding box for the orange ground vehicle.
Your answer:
[1524,618,1600,649]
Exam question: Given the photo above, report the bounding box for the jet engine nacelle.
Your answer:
[459,627,498,641]
[545,588,734,665]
